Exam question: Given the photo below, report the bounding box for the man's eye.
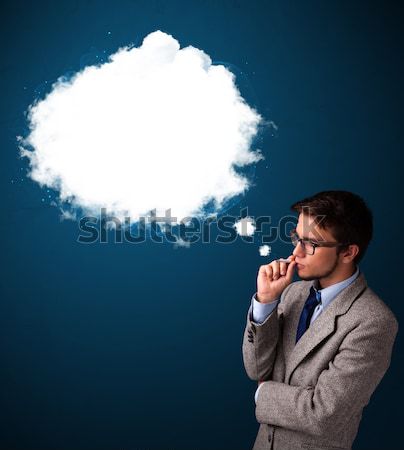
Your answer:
[304,240,316,245]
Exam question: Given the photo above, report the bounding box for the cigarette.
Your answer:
[277,258,292,263]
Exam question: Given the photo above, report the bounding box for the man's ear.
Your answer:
[341,244,359,263]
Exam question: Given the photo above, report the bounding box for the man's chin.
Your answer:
[297,274,315,281]
[297,267,336,282]
[296,267,315,281]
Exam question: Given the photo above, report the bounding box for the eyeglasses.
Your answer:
[290,229,349,255]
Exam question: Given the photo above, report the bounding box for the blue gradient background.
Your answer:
[1,1,403,449]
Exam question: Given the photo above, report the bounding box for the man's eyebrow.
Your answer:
[294,229,319,242]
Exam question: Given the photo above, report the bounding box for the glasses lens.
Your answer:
[291,232,315,255]
[305,241,315,255]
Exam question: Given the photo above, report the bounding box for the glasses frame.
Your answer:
[290,229,350,255]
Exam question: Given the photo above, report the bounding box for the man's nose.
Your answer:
[293,241,305,257]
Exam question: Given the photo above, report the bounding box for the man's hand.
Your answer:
[256,255,296,303]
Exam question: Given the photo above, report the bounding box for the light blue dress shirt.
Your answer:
[252,266,360,402]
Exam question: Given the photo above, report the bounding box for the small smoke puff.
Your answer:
[259,245,271,256]
[20,30,263,223]
[173,236,191,249]
[234,217,256,237]
[59,209,77,221]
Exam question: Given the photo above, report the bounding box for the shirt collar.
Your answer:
[313,266,360,310]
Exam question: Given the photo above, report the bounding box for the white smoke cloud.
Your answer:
[20,30,263,223]
[59,208,76,221]
[259,245,271,256]
[234,216,256,236]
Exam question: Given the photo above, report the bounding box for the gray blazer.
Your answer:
[242,272,398,450]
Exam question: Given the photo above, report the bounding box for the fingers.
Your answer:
[285,256,296,280]
[258,261,283,281]
[272,260,281,280]
[259,264,273,279]
[259,255,296,281]
[279,260,288,277]
[272,255,293,279]
[257,256,296,302]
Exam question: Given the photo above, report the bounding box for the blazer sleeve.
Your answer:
[242,283,294,381]
[255,311,399,437]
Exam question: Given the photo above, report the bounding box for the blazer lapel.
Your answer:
[284,272,368,384]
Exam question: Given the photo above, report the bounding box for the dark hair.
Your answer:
[290,190,373,264]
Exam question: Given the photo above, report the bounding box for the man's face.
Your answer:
[292,213,341,281]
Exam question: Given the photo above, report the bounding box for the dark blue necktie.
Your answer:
[296,286,321,343]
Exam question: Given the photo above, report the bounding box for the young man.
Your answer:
[242,190,398,450]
